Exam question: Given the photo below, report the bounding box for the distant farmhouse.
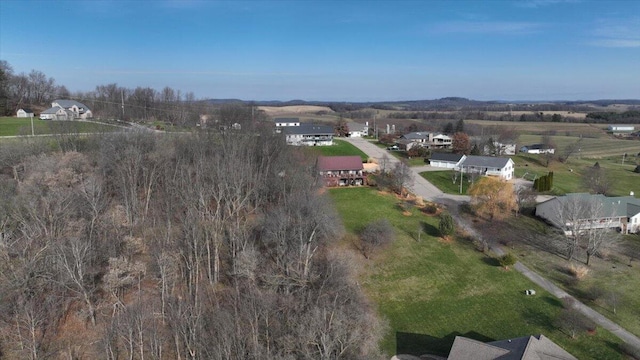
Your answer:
[282,123,333,146]
[16,108,34,118]
[536,193,640,234]
[397,132,452,151]
[519,144,555,154]
[608,125,635,134]
[446,334,577,360]
[40,99,93,120]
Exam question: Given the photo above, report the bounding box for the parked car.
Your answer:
[387,145,399,150]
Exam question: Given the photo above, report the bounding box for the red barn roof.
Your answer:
[317,156,364,172]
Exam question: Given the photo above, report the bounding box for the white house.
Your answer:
[41,99,92,120]
[16,108,34,118]
[429,153,466,169]
[536,193,640,234]
[608,125,634,133]
[283,124,334,146]
[274,117,301,127]
[398,132,452,150]
[519,144,555,154]
[457,155,515,180]
[40,106,73,120]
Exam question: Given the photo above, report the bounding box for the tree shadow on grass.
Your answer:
[541,295,563,308]
[520,306,557,332]
[396,331,494,357]
[481,256,501,267]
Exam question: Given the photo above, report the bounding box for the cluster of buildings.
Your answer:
[16,100,93,120]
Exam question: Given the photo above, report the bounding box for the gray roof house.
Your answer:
[458,155,515,180]
[47,99,93,119]
[16,108,34,118]
[39,106,73,120]
[429,153,466,169]
[447,334,577,360]
[283,124,334,146]
[536,193,640,234]
[317,155,365,187]
[399,132,452,150]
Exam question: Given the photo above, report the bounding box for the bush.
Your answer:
[498,253,517,268]
[438,212,455,237]
[568,263,589,280]
[360,219,395,258]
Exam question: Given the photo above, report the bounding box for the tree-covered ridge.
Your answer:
[0,129,384,359]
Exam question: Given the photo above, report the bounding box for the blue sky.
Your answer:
[1,0,639,101]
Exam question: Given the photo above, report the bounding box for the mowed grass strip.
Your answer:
[309,139,369,161]
[329,187,624,359]
[420,171,471,195]
[0,117,118,137]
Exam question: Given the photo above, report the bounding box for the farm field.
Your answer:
[518,133,640,158]
[0,117,119,137]
[329,187,624,359]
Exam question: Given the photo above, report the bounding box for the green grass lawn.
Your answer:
[0,117,118,136]
[308,139,369,161]
[372,142,427,166]
[420,170,473,195]
[499,215,640,341]
[329,187,625,359]
[513,154,640,196]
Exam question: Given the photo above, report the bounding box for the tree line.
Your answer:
[0,60,232,126]
[0,127,385,359]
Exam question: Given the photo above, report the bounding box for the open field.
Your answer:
[513,153,640,196]
[484,214,640,340]
[518,133,640,158]
[0,117,119,137]
[258,105,334,116]
[307,139,369,161]
[329,187,624,359]
[464,120,613,137]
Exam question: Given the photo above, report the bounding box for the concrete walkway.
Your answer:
[342,137,640,350]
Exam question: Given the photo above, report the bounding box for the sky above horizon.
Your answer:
[1,0,639,102]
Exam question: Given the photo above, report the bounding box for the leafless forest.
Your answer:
[0,127,384,359]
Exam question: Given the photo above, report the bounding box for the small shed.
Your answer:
[17,108,34,118]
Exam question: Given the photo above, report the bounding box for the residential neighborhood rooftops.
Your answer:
[538,193,640,218]
[447,334,577,360]
[460,155,511,168]
[401,132,431,140]
[430,152,465,162]
[282,123,333,135]
[317,156,363,172]
[274,117,300,122]
[53,99,90,109]
[41,106,64,114]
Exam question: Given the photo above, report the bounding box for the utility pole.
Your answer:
[30,115,34,136]
[459,166,464,194]
[121,89,125,120]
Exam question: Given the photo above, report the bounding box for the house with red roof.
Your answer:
[317,155,365,187]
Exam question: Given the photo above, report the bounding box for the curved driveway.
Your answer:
[341,136,640,351]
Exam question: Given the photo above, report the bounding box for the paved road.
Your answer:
[342,137,640,351]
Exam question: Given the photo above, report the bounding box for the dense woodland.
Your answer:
[0,126,385,359]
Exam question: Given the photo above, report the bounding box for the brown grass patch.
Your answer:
[402,211,412,216]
